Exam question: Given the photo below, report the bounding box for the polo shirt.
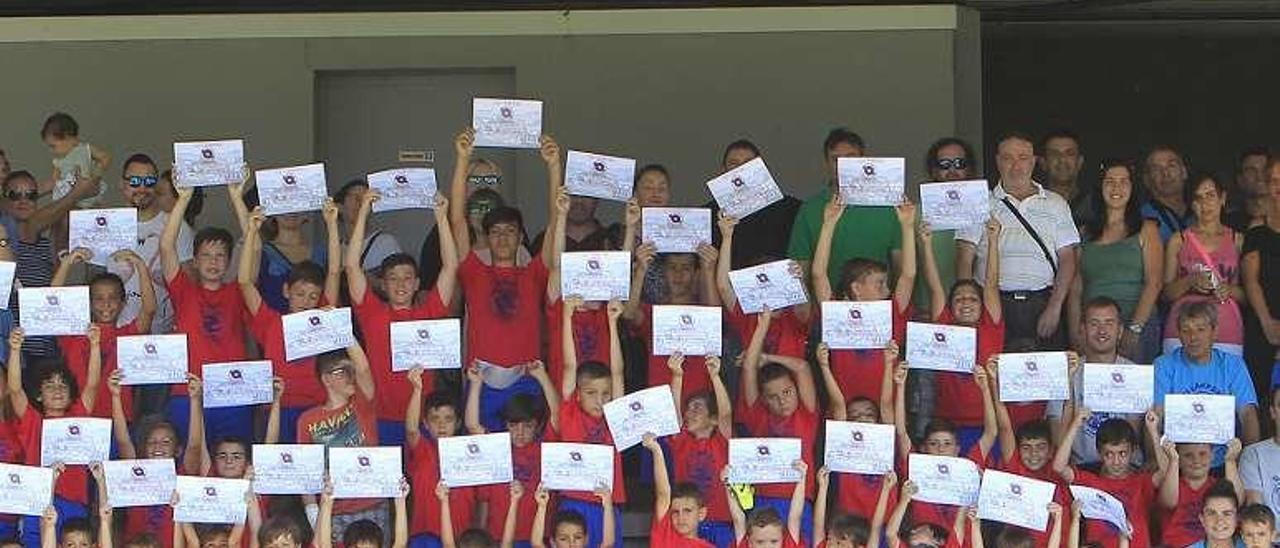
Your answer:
[958,181,1079,292]
[786,186,902,289]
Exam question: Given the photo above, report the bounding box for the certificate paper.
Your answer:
[641,208,712,253]
[823,420,895,475]
[560,251,631,302]
[1082,363,1154,414]
[1164,394,1236,444]
[977,470,1056,531]
[997,352,1070,402]
[0,463,53,516]
[908,454,981,507]
[1070,485,1132,534]
[0,261,15,309]
[174,476,250,524]
[651,305,722,356]
[472,98,542,149]
[821,300,893,350]
[728,438,803,485]
[438,433,514,488]
[252,444,325,495]
[256,163,328,216]
[19,287,90,336]
[69,208,137,266]
[389,319,462,371]
[202,361,274,409]
[728,259,808,314]
[367,168,437,213]
[282,307,354,361]
[540,442,614,492]
[104,459,177,508]
[603,385,681,451]
[330,446,403,499]
[174,140,246,187]
[905,322,977,373]
[705,157,784,219]
[837,157,905,206]
[117,334,189,385]
[41,417,112,466]
[920,179,990,230]
[565,150,636,203]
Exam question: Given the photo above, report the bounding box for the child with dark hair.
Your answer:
[544,187,615,398]
[529,484,614,548]
[644,431,713,547]
[1158,439,1245,546]
[726,461,807,548]
[1237,503,1275,548]
[717,210,810,365]
[8,327,101,545]
[818,341,899,523]
[1184,480,1245,548]
[53,248,156,421]
[315,476,408,548]
[404,368,478,548]
[814,464,895,548]
[39,112,111,211]
[437,480,521,548]
[257,516,306,548]
[885,480,973,548]
[666,352,732,547]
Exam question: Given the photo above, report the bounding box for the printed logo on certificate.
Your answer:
[1163,394,1236,444]
[202,361,274,409]
[705,157,784,220]
[255,163,328,216]
[560,251,631,302]
[821,300,893,350]
[472,98,543,149]
[603,385,681,451]
[0,261,15,310]
[997,352,1070,402]
[905,322,977,373]
[174,140,246,187]
[977,470,1057,531]
[438,433,514,488]
[1069,485,1132,534]
[117,334,189,385]
[651,305,722,356]
[920,179,990,230]
[823,421,895,475]
[19,286,90,337]
[174,476,250,524]
[565,150,636,203]
[367,167,437,213]
[1082,363,1154,414]
[389,318,462,371]
[252,444,325,495]
[41,417,112,467]
[728,259,808,314]
[728,438,803,485]
[69,208,137,266]
[641,208,712,254]
[104,459,178,508]
[329,446,403,499]
[837,157,905,206]
[907,454,981,507]
[0,463,54,517]
[540,442,615,493]
[282,307,354,361]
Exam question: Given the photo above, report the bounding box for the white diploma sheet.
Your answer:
[540,442,614,493]
[908,454,981,507]
[603,385,681,451]
[728,259,808,314]
[389,318,462,371]
[705,157,783,220]
[367,167,437,213]
[252,444,325,495]
[202,361,274,409]
[823,420,895,475]
[472,98,543,149]
[821,300,893,350]
[641,208,712,254]
[19,286,90,337]
[837,157,905,206]
[438,433,514,488]
[997,352,1070,402]
[560,251,631,302]
[728,438,803,485]
[69,208,137,266]
[104,459,177,508]
[282,307,354,361]
[905,322,977,373]
[256,163,328,216]
[920,179,990,230]
[651,305,722,356]
[329,446,403,499]
[564,150,636,203]
[117,334,189,385]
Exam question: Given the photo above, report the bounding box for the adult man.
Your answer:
[788,128,902,289]
[708,139,801,269]
[335,178,403,285]
[114,153,194,334]
[1239,385,1280,540]
[530,136,620,254]
[1046,297,1145,465]
[1227,146,1270,232]
[1039,129,1092,226]
[1142,145,1193,243]
[958,132,1079,351]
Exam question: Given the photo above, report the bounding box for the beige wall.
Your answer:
[0,6,981,233]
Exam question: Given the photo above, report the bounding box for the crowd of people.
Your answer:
[0,110,1278,548]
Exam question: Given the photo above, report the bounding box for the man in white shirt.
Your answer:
[1240,384,1280,535]
[114,153,194,335]
[957,132,1080,351]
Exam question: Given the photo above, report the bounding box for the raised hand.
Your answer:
[823,192,845,225]
[539,135,562,166]
[705,355,722,378]
[407,366,424,390]
[607,299,624,320]
[894,200,917,224]
[455,128,476,158]
[667,352,685,377]
[624,198,642,228]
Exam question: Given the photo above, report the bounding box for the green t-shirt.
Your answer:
[787,186,903,290]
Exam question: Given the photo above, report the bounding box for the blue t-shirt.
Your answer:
[1140,200,1193,244]
[1155,347,1258,465]
[257,242,328,314]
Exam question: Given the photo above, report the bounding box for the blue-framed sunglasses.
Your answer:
[126,175,159,188]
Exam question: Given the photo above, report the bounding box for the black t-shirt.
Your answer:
[705,195,803,269]
[1243,224,1280,319]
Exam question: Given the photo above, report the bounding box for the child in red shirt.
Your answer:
[404,367,477,547]
[530,484,615,548]
[726,461,808,548]
[645,432,714,548]
[716,213,809,361]
[884,480,972,548]
[1158,440,1246,547]
[667,353,733,548]
[161,187,248,445]
[52,247,155,421]
[545,187,614,385]
[438,481,521,548]
[315,475,409,548]
[814,464,896,548]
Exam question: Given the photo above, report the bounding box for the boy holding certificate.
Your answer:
[1157,440,1245,546]
[716,214,810,362]
[53,247,156,421]
[162,187,249,444]
[240,201,341,443]
[666,352,733,547]
[725,461,808,548]
[316,476,409,548]
[545,187,613,389]
[404,367,478,547]
[644,433,713,548]
[8,327,101,543]
[346,188,457,445]
[814,465,896,548]
[437,481,522,548]
[531,484,616,548]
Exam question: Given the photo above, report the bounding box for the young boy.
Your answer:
[438,481,522,548]
[52,248,155,421]
[185,373,285,479]
[530,484,615,548]
[1180,480,1243,548]
[814,465,895,548]
[667,352,733,547]
[740,311,820,544]
[1158,439,1245,546]
[346,189,456,444]
[256,517,307,548]
[545,186,615,391]
[622,243,718,400]
[1237,503,1276,548]
[644,432,714,548]
[725,461,807,548]
[884,480,971,548]
[1052,409,1176,548]
[818,341,898,522]
[316,476,409,548]
[717,212,809,360]
[9,327,101,545]
[404,367,477,547]
[161,186,249,444]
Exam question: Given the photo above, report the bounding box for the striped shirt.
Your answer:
[958,182,1080,291]
[12,235,57,357]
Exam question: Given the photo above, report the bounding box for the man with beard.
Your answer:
[1142,145,1194,243]
[114,153,194,335]
[1227,147,1270,232]
[1039,129,1092,226]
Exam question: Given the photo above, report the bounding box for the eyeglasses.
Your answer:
[5,190,38,202]
[323,365,352,377]
[935,157,968,170]
[126,175,159,188]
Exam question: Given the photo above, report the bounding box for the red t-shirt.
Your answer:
[725,303,809,360]
[406,437,476,537]
[296,394,380,514]
[668,430,730,522]
[1159,477,1213,547]
[549,395,626,503]
[0,418,23,464]
[248,305,324,409]
[903,445,988,530]
[826,302,909,404]
[1000,455,1069,548]
[546,298,611,386]
[633,304,710,400]
[167,271,247,395]
[18,403,90,505]
[651,513,715,548]
[1073,468,1155,548]
[58,321,138,419]
[125,463,185,548]
[739,402,817,499]
[934,307,1004,426]
[351,286,449,420]
[480,442,541,541]
[835,472,897,522]
[458,253,548,367]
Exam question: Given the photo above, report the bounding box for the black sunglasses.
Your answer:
[127,175,159,188]
[935,157,968,170]
[5,190,38,201]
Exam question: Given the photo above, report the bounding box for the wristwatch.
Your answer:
[1126,322,1144,335]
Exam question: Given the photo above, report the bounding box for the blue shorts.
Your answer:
[167,395,253,448]
[477,376,543,433]
[699,519,735,548]
[378,419,408,447]
[21,497,86,548]
[408,533,441,548]
[556,498,623,548]
[753,496,812,548]
[279,406,305,444]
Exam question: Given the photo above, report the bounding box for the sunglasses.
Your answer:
[127,175,159,188]
[5,190,38,202]
[935,157,968,170]
[467,174,500,186]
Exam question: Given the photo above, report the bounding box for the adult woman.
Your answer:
[1162,172,1245,355]
[633,164,674,304]
[1070,159,1163,362]
[229,181,331,314]
[1242,158,1280,393]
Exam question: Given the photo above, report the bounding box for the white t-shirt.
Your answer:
[351,229,402,272]
[1239,438,1280,523]
[108,210,193,334]
[1045,356,1144,466]
[51,142,107,208]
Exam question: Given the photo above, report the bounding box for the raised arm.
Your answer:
[77,325,103,414]
[645,433,671,518]
[438,482,456,548]
[463,365,487,434]
[108,371,138,459]
[560,296,582,399]
[238,209,266,314]
[786,461,807,544]
[321,199,342,305]
[530,486,550,548]
[1044,503,1063,548]
[724,466,747,544]
[117,250,157,333]
[668,353,685,422]
[1052,407,1088,484]
[622,244,654,324]
[707,356,732,438]
[598,485,616,548]
[316,480,334,548]
[51,248,90,287]
[989,355,1018,464]
[919,223,947,320]
[183,374,206,474]
[27,174,101,236]
[449,129,476,260]
[40,506,58,548]
[432,194,459,308]
[6,329,28,416]
[816,343,847,420]
[697,243,720,307]
[715,214,739,309]
[498,482,523,548]
[811,193,844,302]
[1067,501,1082,548]
[621,199,639,253]
[405,367,425,448]
[982,218,1003,323]
[1224,438,1245,503]
[607,300,625,398]
[1157,440,1180,508]
[814,466,831,546]
[264,377,284,444]
[226,170,253,236]
[741,311,772,407]
[538,137,563,267]
[879,340,899,424]
[891,202,918,310]
[162,187,194,282]
[870,471,898,548]
[892,362,912,456]
[349,340,375,401]
[545,188,570,302]
[344,190,379,305]
[886,480,917,548]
